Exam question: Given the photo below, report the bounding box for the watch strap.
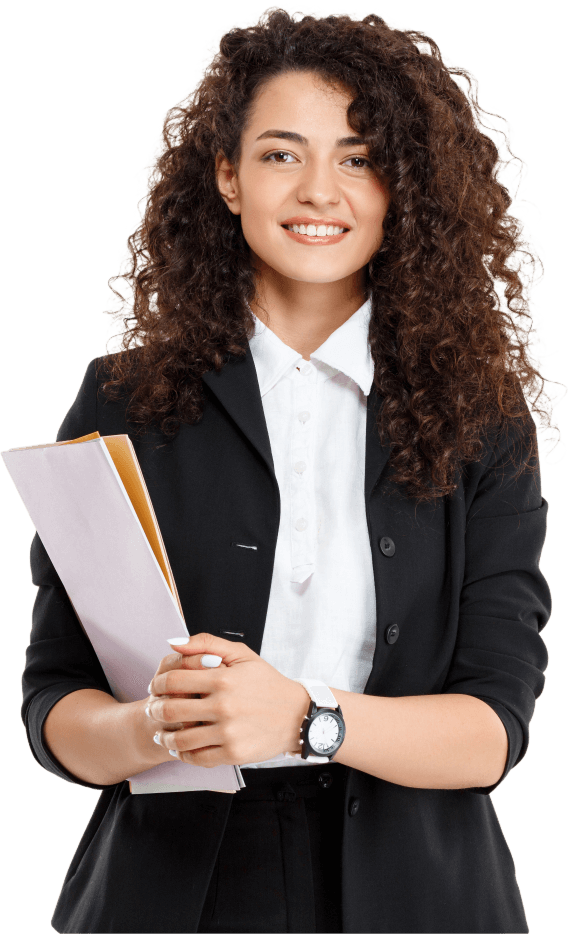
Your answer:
[292,678,338,710]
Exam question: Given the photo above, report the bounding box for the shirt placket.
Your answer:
[289,361,317,583]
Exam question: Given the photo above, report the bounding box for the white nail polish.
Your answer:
[147,683,152,694]
[167,637,191,646]
[201,654,223,668]
[153,733,161,745]
[169,749,179,758]
[145,705,151,718]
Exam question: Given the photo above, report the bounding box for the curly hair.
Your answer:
[102,6,552,502]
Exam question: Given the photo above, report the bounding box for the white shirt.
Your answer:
[240,298,377,768]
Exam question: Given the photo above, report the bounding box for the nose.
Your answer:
[295,157,341,208]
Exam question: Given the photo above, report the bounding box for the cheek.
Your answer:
[364,187,390,244]
[239,193,279,257]
[354,210,389,263]
[242,198,271,229]
[368,179,390,219]
[240,214,277,263]
[240,172,281,228]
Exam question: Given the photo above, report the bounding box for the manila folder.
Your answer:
[2,433,245,794]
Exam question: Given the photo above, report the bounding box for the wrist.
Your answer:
[130,697,173,771]
[286,680,311,756]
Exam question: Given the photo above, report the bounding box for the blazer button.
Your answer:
[318,771,333,789]
[385,624,399,644]
[276,783,296,803]
[379,536,395,556]
[348,796,360,816]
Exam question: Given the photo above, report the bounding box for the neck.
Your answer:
[249,260,367,360]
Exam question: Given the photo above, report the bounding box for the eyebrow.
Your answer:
[255,129,367,147]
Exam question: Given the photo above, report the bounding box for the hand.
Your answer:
[143,645,230,754]
[146,632,308,768]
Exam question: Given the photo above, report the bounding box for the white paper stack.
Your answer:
[3,431,246,794]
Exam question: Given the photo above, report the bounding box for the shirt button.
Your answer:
[298,411,311,423]
[294,461,307,474]
[295,518,308,531]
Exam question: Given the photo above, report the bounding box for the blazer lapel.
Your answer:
[365,383,392,501]
[202,346,277,484]
[203,347,392,502]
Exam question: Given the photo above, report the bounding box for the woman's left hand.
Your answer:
[147,633,308,767]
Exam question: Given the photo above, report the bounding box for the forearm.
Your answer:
[43,689,173,785]
[328,690,508,790]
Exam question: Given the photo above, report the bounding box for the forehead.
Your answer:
[246,71,353,132]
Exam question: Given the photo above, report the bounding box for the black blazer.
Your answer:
[22,349,551,934]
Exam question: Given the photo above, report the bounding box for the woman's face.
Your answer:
[216,70,389,288]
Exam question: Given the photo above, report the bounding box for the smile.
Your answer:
[281,224,349,245]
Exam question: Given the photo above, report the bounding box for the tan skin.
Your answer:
[140,73,389,766]
[150,639,308,766]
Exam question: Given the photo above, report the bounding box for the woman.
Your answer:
[22,9,552,934]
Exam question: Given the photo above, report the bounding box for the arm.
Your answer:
[43,690,174,786]
[326,690,508,789]
[287,407,548,791]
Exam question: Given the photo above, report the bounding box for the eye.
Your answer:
[343,156,371,169]
[262,151,297,164]
[262,149,371,169]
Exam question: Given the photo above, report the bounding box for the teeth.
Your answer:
[288,224,345,236]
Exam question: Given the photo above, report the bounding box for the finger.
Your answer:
[147,659,222,730]
[154,722,222,758]
[151,666,224,697]
[146,689,208,728]
[166,633,255,667]
[148,654,225,734]
[149,653,225,694]
[145,694,187,730]
[148,693,217,724]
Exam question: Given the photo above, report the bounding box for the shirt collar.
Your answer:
[248,297,374,398]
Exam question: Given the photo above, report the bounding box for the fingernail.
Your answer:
[147,682,153,694]
[201,654,223,668]
[145,705,151,718]
[169,749,180,758]
[153,732,161,745]
[167,637,191,646]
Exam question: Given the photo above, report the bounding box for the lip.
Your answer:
[281,226,349,246]
[281,216,351,229]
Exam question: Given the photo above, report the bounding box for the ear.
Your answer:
[216,151,241,216]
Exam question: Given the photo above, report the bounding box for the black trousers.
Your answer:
[196,761,349,934]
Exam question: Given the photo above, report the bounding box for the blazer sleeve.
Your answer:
[21,358,115,789]
[442,406,552,795]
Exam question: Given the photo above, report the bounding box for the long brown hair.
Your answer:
[102,7,553,502]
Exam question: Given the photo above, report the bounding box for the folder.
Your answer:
[3,431,246,794]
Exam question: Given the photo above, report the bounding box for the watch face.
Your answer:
[308,711,342,754]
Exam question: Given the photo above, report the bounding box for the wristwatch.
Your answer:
[292,678,346,761]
